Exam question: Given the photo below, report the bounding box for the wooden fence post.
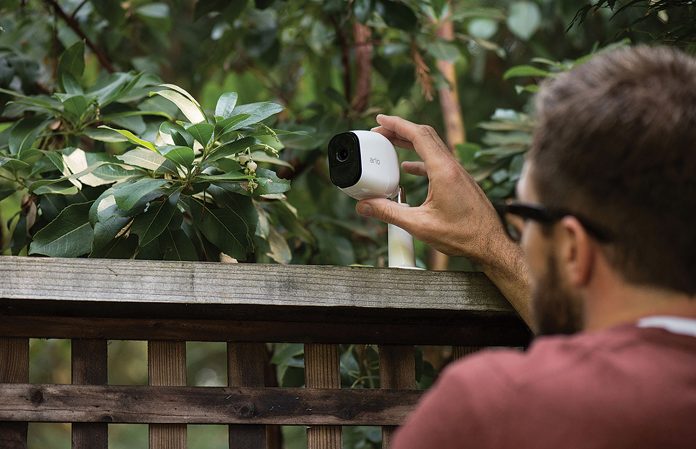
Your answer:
[72,339,108,449]
[0,338,29,449]
[379,345,415,449]
[149,341,186,449]
[305,344,341,449]
[228,342,269,449]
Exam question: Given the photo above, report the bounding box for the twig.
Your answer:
[71,0,89,19]
[329,16,352,108]
[44,0,116,73]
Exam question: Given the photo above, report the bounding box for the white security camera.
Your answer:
[328,130,400,200]
[328,130,418,269]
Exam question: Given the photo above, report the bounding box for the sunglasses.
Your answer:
[493,200,614,243]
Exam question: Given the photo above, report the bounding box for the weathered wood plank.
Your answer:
[0,338,28,449]
[149,341,186,449]
[305,344,342,449]
[0,384,420,425]
[71,339,108,449]
[379,346,416,448]
[0,257,513,313]
[0,313,530,346]
[228,343,268,449]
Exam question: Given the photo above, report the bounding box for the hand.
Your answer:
[357,114,502,264]
[358,114,532,326]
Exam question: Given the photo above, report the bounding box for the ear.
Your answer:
[556,216,595,287]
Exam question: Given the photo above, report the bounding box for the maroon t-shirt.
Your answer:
[392,324,696,449]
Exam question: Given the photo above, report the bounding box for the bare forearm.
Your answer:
[480,237,533,330]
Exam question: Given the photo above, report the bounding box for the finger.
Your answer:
[370,126,415,150]
[376,115,449,163]
[356,198,418,230]
[402,161,427,177]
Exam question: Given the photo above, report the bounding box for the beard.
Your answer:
[531,254,584,336]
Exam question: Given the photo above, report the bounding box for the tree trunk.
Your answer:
[430,5,466,271]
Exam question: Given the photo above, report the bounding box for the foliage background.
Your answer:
[2,0,695,448]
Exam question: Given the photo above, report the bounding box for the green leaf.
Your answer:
[187,122,214,147]
[218,113,252,136]
[92,215,131,251]
[160,228,198,261]
[130,193,179,247]
[189,193,257,260]
[9,116,49,155]
[84,127,128,142]
[207,136,256,162]
[196,173,251,182]
[506,1,541,41]
[503,65,550,80]
[215,92,238,118]
[0,187,16,201]
[162,146,195,169]
[112,178,169,211]
[152,89,206,123]
[0,155,30,171]
[159,121,193,147]
[116,148,169,171]
[468,18,499,40]
[379,0,418,31]
[29,201,94,257]
[58,41,85,92]
[250,151,293,169]
[231,102,283,128]
[426,40,460,61]
[99,125,157,152]
[62,95,91,123]
[253,168,291,195]
[32,181,79,196]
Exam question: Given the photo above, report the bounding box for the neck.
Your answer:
[583,282,696,332]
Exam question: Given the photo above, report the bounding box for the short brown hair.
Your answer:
[530,45,696,295]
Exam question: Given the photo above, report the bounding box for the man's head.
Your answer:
[519,45,696,334]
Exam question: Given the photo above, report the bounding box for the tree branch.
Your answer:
[44,0,115,73]
[329,16,352,109]
[351,22,373,113]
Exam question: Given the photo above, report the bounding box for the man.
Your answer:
[357,46,696,448]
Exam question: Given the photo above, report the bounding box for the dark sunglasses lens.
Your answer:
[504,213,523,242]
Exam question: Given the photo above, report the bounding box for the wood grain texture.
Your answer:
[0,257,512,313]
[228,343,268,449]
[71,339,107,449]
[452,346,483,359]
[379,346,416,448]
[149,341,186,449]
[0,384,420,425]
[0,338,28,449]
[305,344,341,449]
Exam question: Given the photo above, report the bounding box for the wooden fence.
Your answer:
[0,257,530,449]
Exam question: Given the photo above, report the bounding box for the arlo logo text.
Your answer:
[370,157,381,165]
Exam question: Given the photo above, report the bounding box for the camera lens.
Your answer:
[336,147,350,163]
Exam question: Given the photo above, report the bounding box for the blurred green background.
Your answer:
[3,0,694,447]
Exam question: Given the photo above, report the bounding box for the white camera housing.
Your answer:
[328,130,400,200]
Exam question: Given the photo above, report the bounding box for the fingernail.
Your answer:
[357,203,373,217]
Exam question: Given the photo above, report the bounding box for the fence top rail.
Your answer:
[0,256,513,313]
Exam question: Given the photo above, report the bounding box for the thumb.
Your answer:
[356,198,415,229]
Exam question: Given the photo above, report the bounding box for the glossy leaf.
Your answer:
[58,41,85,92]
[29,202,94,257]
[162,146,195,169]
[152,89,206,124]
[116,148,168,171]
[9,116,49,156]
[187,122,214,147]
[112,178,168,211]
[231,102,283,128]
[503,65,550,79]
[160,228,198,261]
[130,194,179,247]
[206,136,256,162]
[215,92,238,118]
[99,126,157,152]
